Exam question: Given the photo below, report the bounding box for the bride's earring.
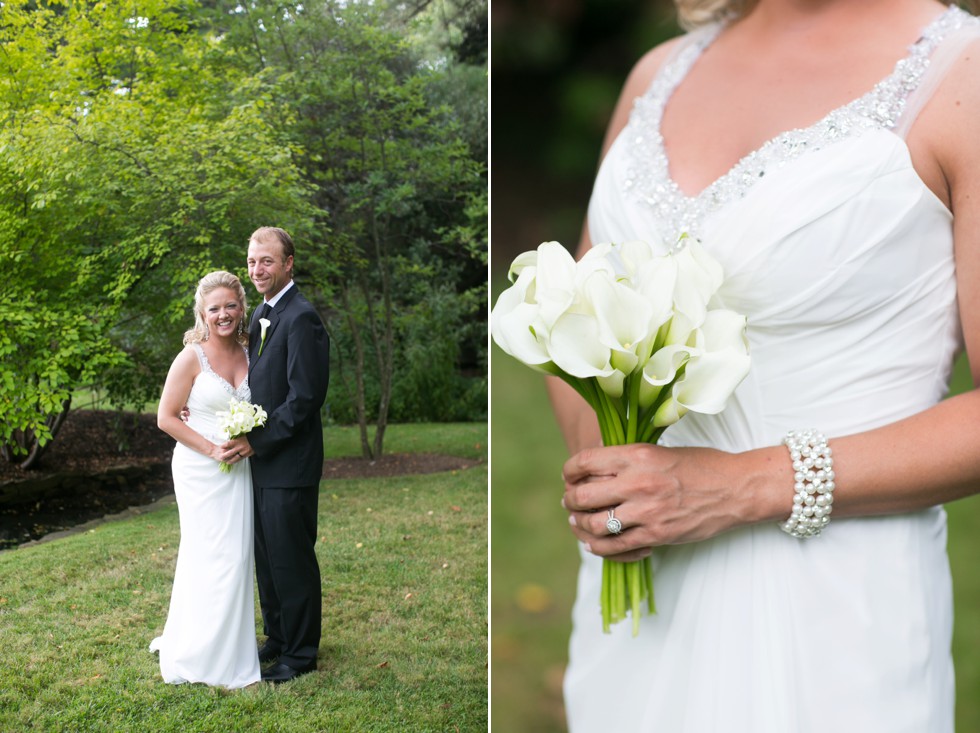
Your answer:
[203,323,210,341]
[238,319,244,336]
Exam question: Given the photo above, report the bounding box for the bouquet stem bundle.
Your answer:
[567,372,670,635]
[602,552,655,635]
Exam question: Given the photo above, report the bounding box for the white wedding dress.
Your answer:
[565,7,980,732]
[149,344,260,689]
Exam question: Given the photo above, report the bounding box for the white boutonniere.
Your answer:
[257,318,271,357]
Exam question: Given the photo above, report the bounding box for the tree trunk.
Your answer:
[340,285,374,460]
[366,187,395,460]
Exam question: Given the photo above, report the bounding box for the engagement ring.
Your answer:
[606,509,623,535]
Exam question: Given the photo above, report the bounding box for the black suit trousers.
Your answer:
[253,482,321,670]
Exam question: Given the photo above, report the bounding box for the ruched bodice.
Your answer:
[565,7,979,732]
[623,130,960,451]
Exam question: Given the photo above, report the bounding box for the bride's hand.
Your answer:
[216,437,253,464]
[561,444,768,561]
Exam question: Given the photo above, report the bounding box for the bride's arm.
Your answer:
[559,38,980,561]
[547,39,682,457]
[824,35,980,515]
[157,346,223,462]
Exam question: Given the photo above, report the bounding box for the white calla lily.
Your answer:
[654,347,751,426]
[652,309,750,426]
[584,269,654,376]
[583,239,649,281]
[677,348,751,414]
[671,238,724,325]
[699,309,750,352]
[634,255,678,333]
[616,239,659,277]
[548,311,623,395]
[257,317,272,357]
[490,267,553,367]
[507,248,539,281]
[661,310,699,351]
[639,343,694,408]
[532,241,579,330]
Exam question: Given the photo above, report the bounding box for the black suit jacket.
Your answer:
[247,285,330,488]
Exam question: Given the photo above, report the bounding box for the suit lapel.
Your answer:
[249,287,300,373]
[248,307,263,366]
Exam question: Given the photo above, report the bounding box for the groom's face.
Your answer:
[247,237,294,301]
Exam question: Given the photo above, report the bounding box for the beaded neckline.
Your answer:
[621,6,977,241]
[193,343,250,400]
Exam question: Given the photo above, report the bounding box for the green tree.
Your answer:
[0,0,310,467]
[211,0,487,457]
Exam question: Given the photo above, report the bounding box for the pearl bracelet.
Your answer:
[779,429,835,538]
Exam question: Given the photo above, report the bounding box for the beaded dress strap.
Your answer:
[191,342,249,399]
[894,22,980,138]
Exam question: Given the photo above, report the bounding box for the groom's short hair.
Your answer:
[250,226,295,262]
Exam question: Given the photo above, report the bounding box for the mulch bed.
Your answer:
[0,410,481,549]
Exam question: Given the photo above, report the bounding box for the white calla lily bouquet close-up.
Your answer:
[491,236,751,635]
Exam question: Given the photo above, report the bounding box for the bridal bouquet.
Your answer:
[491,236,750,635]
[216,398,268,472]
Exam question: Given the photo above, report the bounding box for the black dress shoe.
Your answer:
[258,643,281,664]
[261,662,315,684]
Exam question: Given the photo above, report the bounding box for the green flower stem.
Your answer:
[599,389,657,637]
[629,560,641,636]
[590,384,625,447]
[638,420,668,446]
[601,559,611,632]
[625,375,642,444]
[553,371,659,635]
[600,394,626,446]
[609,563,620,626]
[599,556,657,636]
[644,556,656,613]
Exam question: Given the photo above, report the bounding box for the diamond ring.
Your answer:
[606,509,623,535]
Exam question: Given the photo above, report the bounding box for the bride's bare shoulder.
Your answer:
[918,35,980,203]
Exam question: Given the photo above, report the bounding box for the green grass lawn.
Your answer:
[324,422,486,461]
[0,423,487,732]
[491,349,980,733]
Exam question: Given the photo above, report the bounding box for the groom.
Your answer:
[222,226,330,683]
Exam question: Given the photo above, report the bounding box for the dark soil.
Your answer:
[0,410,481,549]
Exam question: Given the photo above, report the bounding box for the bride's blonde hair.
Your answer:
[674,0,979,29]
[183,270,250,346]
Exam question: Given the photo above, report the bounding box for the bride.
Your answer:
[150,270,260,689]
[550,0,980,730]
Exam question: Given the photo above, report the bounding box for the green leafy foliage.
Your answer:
[0,0,487,466]
[0,0,312,463]
[205,0,487,456]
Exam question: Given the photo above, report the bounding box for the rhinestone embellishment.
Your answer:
[622,6,978,241]
[606,509,623,535]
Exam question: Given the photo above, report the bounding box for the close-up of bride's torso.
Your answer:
[566,5,980,731]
